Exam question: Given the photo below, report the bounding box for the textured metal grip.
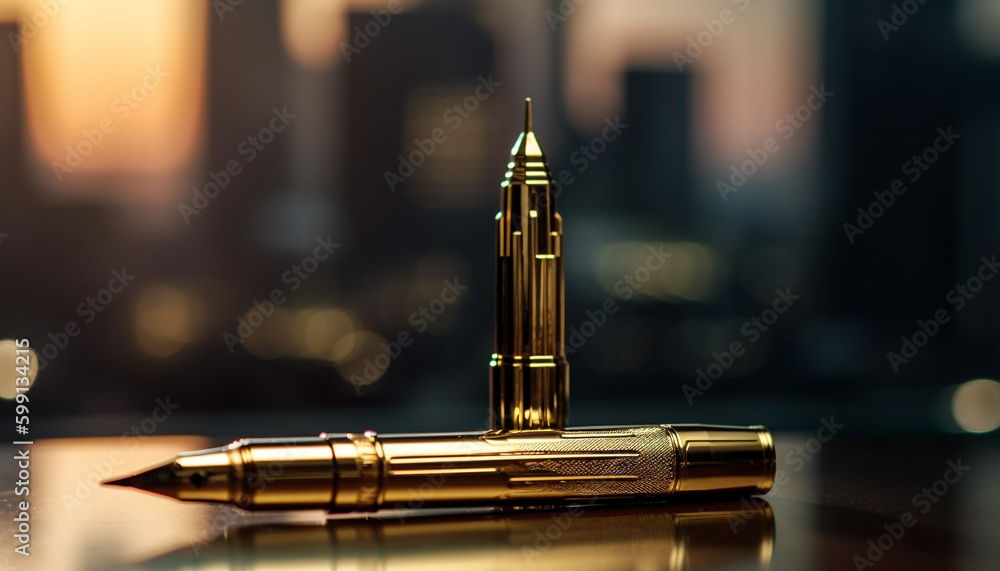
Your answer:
[500,426,675,495]
[368,425,680,509]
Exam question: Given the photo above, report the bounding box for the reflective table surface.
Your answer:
[0,432,997,570]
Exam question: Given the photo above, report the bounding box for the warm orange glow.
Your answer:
[0,0,21,21]
[33,437,214,570]
[280,0,346,70]
[19,0,207,204]
[563,0,819,171]
[278,0,426,70]
[305,308,355,357]
[134,285,204,357]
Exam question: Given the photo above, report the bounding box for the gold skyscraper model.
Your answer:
[105,99,776,511]
[491,99,569,431]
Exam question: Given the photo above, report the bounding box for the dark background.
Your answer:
[1,0,998,437]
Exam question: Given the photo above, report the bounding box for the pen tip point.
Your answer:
[102,473,148,488]
[103,461,180,492]
[524,97,532,132]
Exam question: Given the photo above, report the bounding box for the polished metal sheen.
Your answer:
[104,99,777,512]
[106,424,774,510]
[490,98,569,431]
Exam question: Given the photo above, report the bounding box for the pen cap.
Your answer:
[665,425,775,495]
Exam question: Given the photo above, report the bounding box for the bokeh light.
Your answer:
[0,338,40,400]
[333,330,390,388]
[951,378,1000,433]
[134,285,203,357]
[594,240,727,302]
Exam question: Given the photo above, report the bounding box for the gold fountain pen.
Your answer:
[107,425,774,511]
[105,99,776,512]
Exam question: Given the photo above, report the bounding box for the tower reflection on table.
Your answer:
[140,500,774,571]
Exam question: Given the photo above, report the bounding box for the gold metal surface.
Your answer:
[103,98,776,517]
[140,501,775,571]
[106,424,774,511]
[490,98,569,431]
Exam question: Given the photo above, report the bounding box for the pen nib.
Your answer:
[102,461,181,492]
[103,475,139,488]
[104,446,237,503]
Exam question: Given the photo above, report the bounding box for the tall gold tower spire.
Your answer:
[490,98,569,431]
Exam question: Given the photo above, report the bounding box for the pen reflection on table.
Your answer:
[140,500,774,571]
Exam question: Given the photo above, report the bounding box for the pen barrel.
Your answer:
[315,424,774,512]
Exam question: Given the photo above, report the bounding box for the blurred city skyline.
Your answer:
[1,0,999,436]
